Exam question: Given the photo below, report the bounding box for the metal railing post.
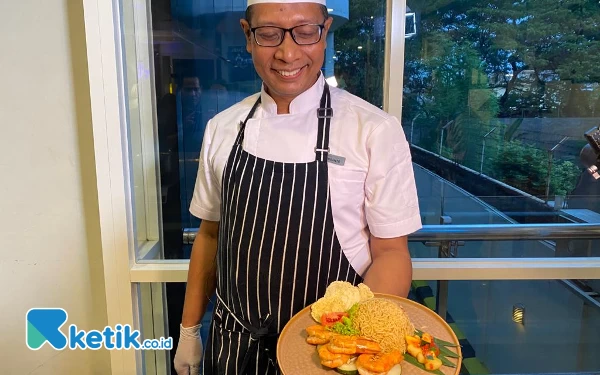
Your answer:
[436,216,452,320]
[480,127,497,174]
[545,136,569,202]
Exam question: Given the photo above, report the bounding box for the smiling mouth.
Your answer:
[275,66,305,78]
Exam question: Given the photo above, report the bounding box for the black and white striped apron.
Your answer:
[203,83,362,375]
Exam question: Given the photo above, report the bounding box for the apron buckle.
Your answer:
[317,108,333,118]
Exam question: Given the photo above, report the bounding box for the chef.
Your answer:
[173,0,422,374]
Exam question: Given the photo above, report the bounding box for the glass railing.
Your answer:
[413,164,600,227]
[181,222,600,245]
[405,224,600,331]
[407,130,598,219]
[146,223,600,375]
[145,271,600,374]
[408,279,600,374]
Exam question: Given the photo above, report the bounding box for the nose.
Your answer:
[274,31,302,63]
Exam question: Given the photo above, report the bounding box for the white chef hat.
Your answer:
[247,0,327,6]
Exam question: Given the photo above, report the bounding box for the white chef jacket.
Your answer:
[190,74,422,275]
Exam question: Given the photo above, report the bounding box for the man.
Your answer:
[174,0,422,374]
[181,76,204,139]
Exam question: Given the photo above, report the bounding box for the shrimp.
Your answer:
[356,351,403,374]
[317,344,352,368]
[306,325,337,345]
[306,325,326,336]
[328,336,381,355]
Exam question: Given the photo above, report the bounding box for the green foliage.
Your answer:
[492,141,548,195]
[400,0,596,196]
[405,0,600,117]
[491,140,581,197]
[333,0,386,107]
[332,0,591,198]
[550,161,580,196]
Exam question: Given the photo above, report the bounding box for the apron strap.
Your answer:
[235,83,333,163]
[239,314,276,373]
[215,291,277,373]
[315,83,332,162]
[235,96,262,146]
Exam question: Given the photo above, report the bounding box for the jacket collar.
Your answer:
[259,73,325,116]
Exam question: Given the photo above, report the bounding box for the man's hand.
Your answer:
[175,221,218,374]
[173,324,203,375]
[363,235,412,297]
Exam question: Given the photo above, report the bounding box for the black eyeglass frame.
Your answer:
[249,24,326,47]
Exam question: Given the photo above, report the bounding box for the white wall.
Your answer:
[0,1,111,374]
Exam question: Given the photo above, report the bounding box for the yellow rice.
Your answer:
[352,298,415,353]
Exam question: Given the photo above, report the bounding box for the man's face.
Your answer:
[241,3,332,104]
[182,77,201,106]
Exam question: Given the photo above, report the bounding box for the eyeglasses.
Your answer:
[250,24,325,47]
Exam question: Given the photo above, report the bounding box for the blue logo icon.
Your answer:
[26,308,69,350]
[26,308,173,351]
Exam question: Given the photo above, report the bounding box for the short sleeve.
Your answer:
[364,117,422,238]
[189,119,221,221]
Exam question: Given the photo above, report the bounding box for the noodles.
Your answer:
[352,298,415,353]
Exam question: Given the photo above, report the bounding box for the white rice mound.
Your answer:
[310,281,374,322]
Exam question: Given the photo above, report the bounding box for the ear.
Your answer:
[322,17,333,47]
[240,19,253,53]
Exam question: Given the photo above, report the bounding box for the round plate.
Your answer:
[277,293,462,375]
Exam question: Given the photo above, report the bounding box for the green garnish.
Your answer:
[329,320,360,335]
[439,355,457,368]
[438,345,460,358]
[328,304,360,335]
[347,303,359,319]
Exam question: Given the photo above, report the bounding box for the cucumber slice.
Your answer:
[336,359,402,375]
[336,360,358,375]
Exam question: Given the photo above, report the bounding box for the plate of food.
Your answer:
[277,282,462,375]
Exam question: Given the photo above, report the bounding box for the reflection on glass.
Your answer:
[153,2,262,260]
[122,0,161,251]
[148,280,600,374]
[409,279,600,373]
[151,0,386,260]
[404,0,600,222]
[332,0,386,107]
[147,1,387,371]
[410,237,600,259]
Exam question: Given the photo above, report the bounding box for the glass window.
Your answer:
[409,279,600,373]
[331,0,387,107]
[152,0,261,260]
[121,0,162,255]
[403,0,600,224]
[149,0,387,261]
[93,0,600,372]
[135,1,388,372]
[151,280,600,374]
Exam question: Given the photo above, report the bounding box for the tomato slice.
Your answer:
[421,343,440,357]
[320,312,349,327]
